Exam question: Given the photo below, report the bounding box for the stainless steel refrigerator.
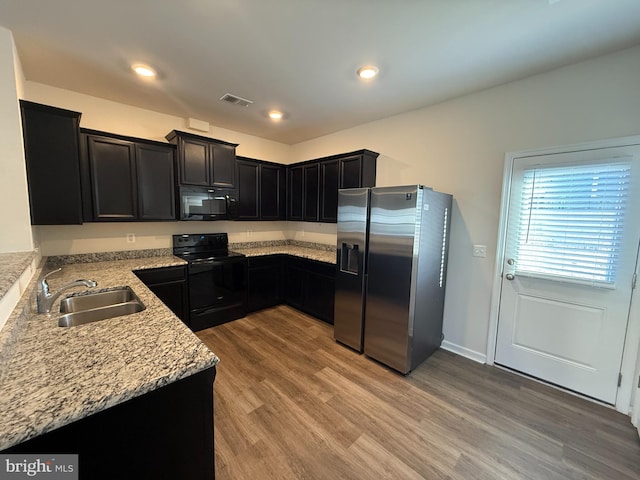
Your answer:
[334,185,452,374]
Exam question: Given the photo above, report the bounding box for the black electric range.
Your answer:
[173,233,247,331]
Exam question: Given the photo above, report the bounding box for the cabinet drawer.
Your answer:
[248,255,283,269]
[134,265,187,284]
[302,258,336,277]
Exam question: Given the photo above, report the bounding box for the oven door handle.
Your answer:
[188,260,224,275]
[192,259,221,266]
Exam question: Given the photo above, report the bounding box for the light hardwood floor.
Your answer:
[197,305,640,480]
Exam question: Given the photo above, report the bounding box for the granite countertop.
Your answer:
[0,251,38,301]
[0,255,219,451]
[0,242,333,450]
[232,242,336,264]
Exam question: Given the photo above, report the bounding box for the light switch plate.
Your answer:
[472,245,487,257]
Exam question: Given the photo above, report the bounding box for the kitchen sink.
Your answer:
[58,286,145,327]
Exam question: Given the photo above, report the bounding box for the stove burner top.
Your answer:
[175,251,245,264]
[172,232,238,262]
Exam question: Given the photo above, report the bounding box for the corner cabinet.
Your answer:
[166,130,238,189]
[20,101,83,225]
[237,157,286,221]
[248,254,335,324]
[283,256,335,324]
[134,266,189,324]
[79,130,176,222]
[288,149,378,223]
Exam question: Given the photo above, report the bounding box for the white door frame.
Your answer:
[487,134,640,415]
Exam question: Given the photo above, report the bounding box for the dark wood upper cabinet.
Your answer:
[236,159,260,220]
[179,136,209,186]
[340,152,377,189]
[320,160,339,223]
[288,166,304,221]
[303,163,320,222]
[288,149,378,223]
[211,143,236,189]
[260,163,286,220]
[80,130,176,222]
[166,130,237,189]
[237,157,285,221]
[86,135,138,221]
[20,101,83,225]
[136,144,176,221]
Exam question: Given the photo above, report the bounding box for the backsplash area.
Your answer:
[33,221,337,256]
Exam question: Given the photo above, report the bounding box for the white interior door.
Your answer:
[495,146,640,404]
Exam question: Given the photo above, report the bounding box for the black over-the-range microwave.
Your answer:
[179,186,238,220]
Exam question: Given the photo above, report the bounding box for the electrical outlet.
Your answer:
[126,233,136,243]
[472,245,486,258]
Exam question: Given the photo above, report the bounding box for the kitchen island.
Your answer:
[0,254,219,479]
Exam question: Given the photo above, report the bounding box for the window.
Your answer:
[513,161,631,285]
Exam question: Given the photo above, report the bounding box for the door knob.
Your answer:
[505,273,515,280]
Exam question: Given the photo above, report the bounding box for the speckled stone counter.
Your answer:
[0,255,219,451]
[0,251,38,302]
[231,240,336,264]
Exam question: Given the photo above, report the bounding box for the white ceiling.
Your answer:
[2,0,640,145]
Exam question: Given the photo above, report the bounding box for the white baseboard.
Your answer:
[441,340,487,364]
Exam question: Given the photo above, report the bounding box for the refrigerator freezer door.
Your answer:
[408,189,452,371]
[364,185,420,373]
[334,188,370,351]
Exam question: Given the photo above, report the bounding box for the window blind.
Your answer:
[514,161,631,285]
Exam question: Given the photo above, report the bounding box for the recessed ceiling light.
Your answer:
[268,110,284,120]
[357,65,379,79]
[132,63,156,78]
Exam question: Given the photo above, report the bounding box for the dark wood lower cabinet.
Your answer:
[247,255,282,312]
[304,266,336,323]
[283,258,306,311]
[247,255,335,324]
[283,256,335,324]
[134,266,189,325]
[4,367,216,480]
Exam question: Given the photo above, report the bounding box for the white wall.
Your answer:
[25,82,292,161]
[35,221,290,255]
[0,27,33,253]
[35,221,337,256]
[290,44,640,361]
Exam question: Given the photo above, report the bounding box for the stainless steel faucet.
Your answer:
[36,268,98,314]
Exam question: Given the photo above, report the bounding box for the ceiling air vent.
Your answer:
[219,93,253,107]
